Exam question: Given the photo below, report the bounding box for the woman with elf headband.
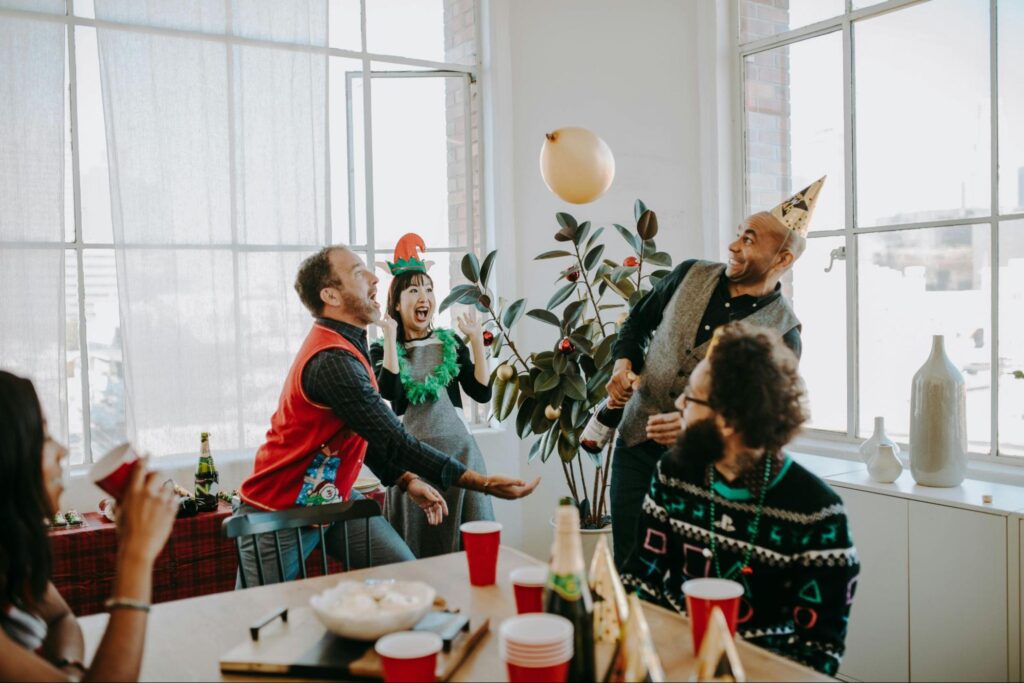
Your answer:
[371,235,496,558]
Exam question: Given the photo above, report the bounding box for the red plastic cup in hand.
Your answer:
[499,614,574,683]
[89,442,142,501]
[683,578,744,654]
[374,631,442,683]
[510,566,547,614]
[460,521,502,586]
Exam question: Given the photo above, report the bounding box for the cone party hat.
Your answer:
[768,176,825,238]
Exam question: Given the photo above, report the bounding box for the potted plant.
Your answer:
[439,200,673,552]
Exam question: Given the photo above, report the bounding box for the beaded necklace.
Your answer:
[705,453,773,580]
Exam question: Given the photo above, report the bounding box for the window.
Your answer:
[0,0,482,465]
[740,0,1024,458]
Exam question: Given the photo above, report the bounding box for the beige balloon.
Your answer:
[539,127,615,204]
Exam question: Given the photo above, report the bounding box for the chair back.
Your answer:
[222,499,381,588]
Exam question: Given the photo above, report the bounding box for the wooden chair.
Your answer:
[222,499,382,588]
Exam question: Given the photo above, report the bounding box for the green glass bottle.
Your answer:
[194,432,219,512]
[544,497,595,682]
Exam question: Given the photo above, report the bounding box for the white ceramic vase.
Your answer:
[909,335,967,487]
[868,444,903,484]
[859,416,900,464]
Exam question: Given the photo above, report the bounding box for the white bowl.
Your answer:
[309,579,436,641]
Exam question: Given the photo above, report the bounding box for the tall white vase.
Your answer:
[909,335,967,487]
[859,416,900,464]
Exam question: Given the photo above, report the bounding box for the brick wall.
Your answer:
[444,0,481,282]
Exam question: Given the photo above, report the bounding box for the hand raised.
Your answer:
[116,459,177,564]
[456,310,483,339]
[646,411,684,446]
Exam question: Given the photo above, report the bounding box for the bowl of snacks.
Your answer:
[309,579,436,641]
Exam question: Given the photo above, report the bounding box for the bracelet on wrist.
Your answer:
[104,597,151,613]
[56,657,86,674]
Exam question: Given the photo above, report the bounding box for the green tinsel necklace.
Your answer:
[397,328,460,405]
[705,453,772,580]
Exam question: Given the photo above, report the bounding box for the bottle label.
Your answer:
[580,419,613,452]
[547,572,583,602]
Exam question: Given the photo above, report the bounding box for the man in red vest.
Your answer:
[236,246,539,583]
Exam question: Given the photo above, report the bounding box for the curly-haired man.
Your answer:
[621,321,858,676]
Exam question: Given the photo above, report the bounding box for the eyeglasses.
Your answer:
[682,393,712,410]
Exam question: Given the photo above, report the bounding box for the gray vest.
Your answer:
[618,260,801,447]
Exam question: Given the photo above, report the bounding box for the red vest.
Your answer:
[240,323,378,511]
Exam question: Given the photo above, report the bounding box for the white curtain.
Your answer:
[0,8,68,440]
[95,0,327,455]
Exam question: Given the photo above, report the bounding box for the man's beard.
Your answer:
[340,289,377,325]
[665,418,725,479]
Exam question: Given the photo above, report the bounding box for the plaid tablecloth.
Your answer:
[50,488,388,616]
[49,501,237,616]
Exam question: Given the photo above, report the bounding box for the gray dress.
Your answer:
[383,335,494,558]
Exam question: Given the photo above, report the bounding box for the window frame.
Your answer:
[0,0,485,464]
[737,0,1024,462]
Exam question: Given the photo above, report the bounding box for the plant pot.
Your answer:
[548,517,613,568]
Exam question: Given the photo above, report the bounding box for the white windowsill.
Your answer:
[790,433,1024,516]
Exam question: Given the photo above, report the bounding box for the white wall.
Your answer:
[482,0,732,559]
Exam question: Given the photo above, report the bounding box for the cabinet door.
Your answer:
[909,502,1007,682]
[839,488,910,682]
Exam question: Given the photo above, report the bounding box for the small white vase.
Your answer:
[909,335,967,487]
[868,444,903,484]
[859,416,900,464]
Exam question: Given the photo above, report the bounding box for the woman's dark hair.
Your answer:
[705,321,808,453]
[386,271,434,343]
[294,246,343,315]
[0,371,52,609]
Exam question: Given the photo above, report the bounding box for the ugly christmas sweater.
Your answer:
[620,454,859,676]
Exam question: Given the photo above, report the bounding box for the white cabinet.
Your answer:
[839,488,910,682]
[908,501,1008,682]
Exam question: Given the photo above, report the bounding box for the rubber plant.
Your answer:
[439,200,673,528]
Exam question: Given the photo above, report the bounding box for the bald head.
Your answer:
[748,211,806,262]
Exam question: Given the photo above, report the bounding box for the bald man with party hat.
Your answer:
[605,176,825,568]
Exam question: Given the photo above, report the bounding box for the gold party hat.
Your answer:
[769,176,825,237]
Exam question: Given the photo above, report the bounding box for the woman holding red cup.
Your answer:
[0,371,178,682]
[619,323,859,677]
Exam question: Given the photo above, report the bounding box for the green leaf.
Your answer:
[527,309,561,327]
[496,377,519,421]
[528,437,543,463]
[556,212,578,231]
[532,351,555,367]
[594,333,618,368]
[642,240,656,258]
[492,375,510,420]
[479,250,498,287]
[552,350,569,375]
[611,265,638,283]
[461,252,480,283]
[547,282,577,309]
[602,274,636,300]
[568,333,594,355]
[503,298,526,328]
[564,374,587,401]
[637,209,659,240]
[634,199,648,223]
[614,223,641,254]
[535,250,573,260]
[439,284,478,313]
[646,251,672,267]
[557,431,578,463]
[562,300,586,329]
[583,243,606,271]
[574,221,592,246]
[535,370,560,392]
[517,397,536,437]
[585,226,605,251]
[540,426,558,462]
[628,290,644,308]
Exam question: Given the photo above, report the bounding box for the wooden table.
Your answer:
[79,547,830,682]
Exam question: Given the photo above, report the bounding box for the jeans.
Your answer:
[610,438,667,570]
[233,489,415,587]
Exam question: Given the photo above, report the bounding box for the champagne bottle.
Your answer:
[580,398,623,454]
[545,497,596,682]
[194,432,219,512]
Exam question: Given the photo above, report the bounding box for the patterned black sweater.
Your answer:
[620,455,859,676]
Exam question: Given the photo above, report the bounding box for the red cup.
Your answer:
[89,442,142,501]
[683,578,744,653]
[374,631,442,683]
[460,521,502,586]
[506,660,570,683]
[510,566,547,613]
